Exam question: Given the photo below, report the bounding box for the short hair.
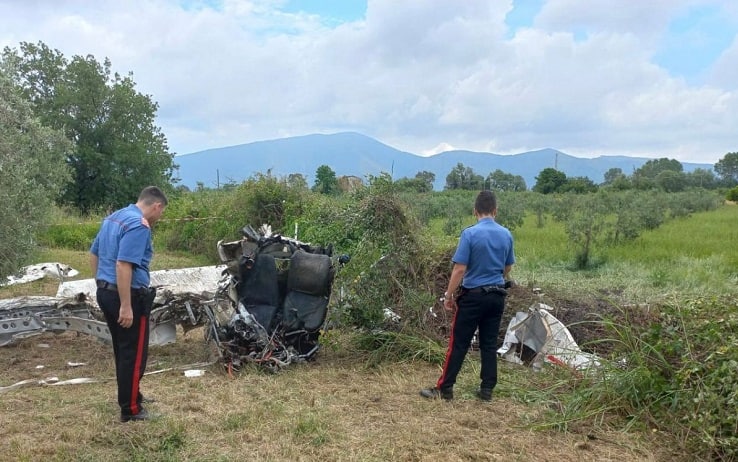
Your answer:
[474,190,496,214]
[138,186,168,207]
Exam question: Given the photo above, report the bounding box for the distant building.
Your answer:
[338,175,364,193]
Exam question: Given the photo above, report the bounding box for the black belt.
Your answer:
[464,285,507,295]
[96,280,149,295]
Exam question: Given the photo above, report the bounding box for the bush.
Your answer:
[38,222,100,251]
[553,296,738,460]
[726,186,738,202]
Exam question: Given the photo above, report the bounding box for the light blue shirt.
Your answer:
[452,217,515,288]
[90,204,153,288]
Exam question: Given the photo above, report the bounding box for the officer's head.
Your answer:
[138,186,168,224]
[474,190,497,217]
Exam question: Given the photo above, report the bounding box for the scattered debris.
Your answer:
[2,263,79,286]
[1,224,344,375]
[498,303,601,370]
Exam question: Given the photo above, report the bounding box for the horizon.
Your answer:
[5,1,735,165]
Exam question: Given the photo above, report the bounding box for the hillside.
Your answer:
[174,132,713,190]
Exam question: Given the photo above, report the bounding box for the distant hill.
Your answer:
[173,132,713,190]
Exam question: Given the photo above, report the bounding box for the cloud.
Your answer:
[0,0,736,163]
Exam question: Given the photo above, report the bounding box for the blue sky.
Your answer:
[1,0,737,164]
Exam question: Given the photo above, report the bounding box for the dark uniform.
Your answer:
[437,218,514,393]
[421,192,515,401]
[91,204,157,419]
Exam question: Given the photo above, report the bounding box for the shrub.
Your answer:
[552,296,738,460]
[726,186,738,202]
[38,222,100,251]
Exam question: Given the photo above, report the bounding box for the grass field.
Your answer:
[1,204,735,461]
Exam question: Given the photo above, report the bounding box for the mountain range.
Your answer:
[173,132,714,190]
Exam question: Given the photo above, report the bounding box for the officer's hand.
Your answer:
[118,304,134,328]
[443,297,457,313]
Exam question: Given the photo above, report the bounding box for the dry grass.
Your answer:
[1,249,681,461]
[0,325,678,462]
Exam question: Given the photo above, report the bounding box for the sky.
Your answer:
[1,0,737,164]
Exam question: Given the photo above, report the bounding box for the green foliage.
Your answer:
[533,168,567,194]
[633,157,683,179]
[552,192,610,268]
[556,296,738,460]
[445,162,484,190]
[312,164,338,194]
[715,152,738,186]
[38,222,100,251]
[725,186,738,202]
[487,169,527,192]
[0,70,72,279]
[351,330,446,366]
[2,41,175,213]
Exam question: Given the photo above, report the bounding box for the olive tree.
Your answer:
[0,70,71,279]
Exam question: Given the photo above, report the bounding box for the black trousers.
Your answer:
[97,288,154,416]
[436,290,505,391]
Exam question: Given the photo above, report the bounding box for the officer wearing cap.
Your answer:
[90,186,167,422]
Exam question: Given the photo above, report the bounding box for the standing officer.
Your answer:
[420,190,515,401]
[90,186,167,422]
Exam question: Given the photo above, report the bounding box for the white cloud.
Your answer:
[0,0,736,163]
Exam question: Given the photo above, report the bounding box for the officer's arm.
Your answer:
[116,261,135,327]
[503,264,512,280]
[445,263,466,299]
[90,253,98,278]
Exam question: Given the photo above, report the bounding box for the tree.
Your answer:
[560,176,598,194]
[312,164,338,194]
[655,170,686,192]
[633,158,683,179]
[603,168,625,185]
[444,163,484,190]
[415,170,436,191]
[533,168,567,194]
[684,168,717,189]
[487,169,526,192]
[715,152,738,186]
[0,70,71,279]
[1,41,175,212]
[286,173,308,190]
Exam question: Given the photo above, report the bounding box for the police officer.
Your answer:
[420,190,515,401]
[90,186,167,422]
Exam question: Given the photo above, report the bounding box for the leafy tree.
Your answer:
[312,164,338,194]
[684,168,717,189]
[727,186,738,202]
[1,41,175,212]
[415,170,436,191]
[532,168,567,194]
[552,193,610,269]
[444,163,484,190]
[486,169,526,192]
[715,152,738,186]
[603,168,625,185]
[655,170,686,193]
[560,176,598,194]
[633,158,683,180]
[395,177,431,193]
[286,173,308,190]
[0,70,72,279]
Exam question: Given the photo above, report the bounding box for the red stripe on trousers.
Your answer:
[130,316,146,415]
[436,307,460,389]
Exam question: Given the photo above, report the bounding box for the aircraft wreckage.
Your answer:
[0,225,346,373]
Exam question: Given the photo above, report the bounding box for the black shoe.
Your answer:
[476,388,493,401]
[120,408,159,423]
[419,387,453,400]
